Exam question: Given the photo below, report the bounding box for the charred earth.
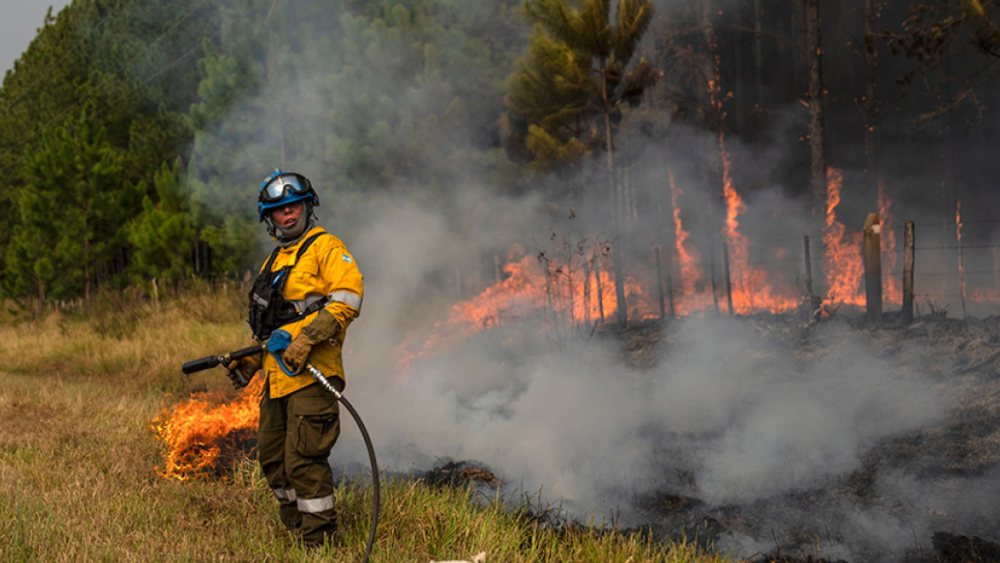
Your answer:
[615,313,1000,562]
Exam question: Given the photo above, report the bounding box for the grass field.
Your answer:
[0,290,725,562]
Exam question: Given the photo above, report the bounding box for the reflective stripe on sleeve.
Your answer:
[289,295,325,314]
[272,487,297,502]
[289,291,362,314]
[327,290,362,311]
[296,494,335,513]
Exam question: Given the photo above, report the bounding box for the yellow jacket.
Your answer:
[260,226,364,398]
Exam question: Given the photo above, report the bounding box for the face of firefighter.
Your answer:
[270,201,306,228]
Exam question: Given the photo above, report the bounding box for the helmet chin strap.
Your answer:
[270,205,315,243]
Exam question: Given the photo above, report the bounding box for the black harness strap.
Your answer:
[248,232,329,339]
[290,232,333,316]
[293,232,326,262]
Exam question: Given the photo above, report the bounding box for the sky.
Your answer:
[1,0,72,75]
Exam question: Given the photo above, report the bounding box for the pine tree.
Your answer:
[128,159,196,291]
[501,28,593,173]
[0,1,214,297]
[505,0,657,325]
[505,0,656,176]
[324,0,522,194]
[185,0,275,276]
[0,7,88,292]
[5,109,135,302]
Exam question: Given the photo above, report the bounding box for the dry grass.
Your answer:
[0,288,725,562]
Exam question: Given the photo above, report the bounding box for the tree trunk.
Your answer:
[805,0,826,217]
[902,222,915,324]
[731,5,744,127]
[863,0,880,206]
[83,208,91,302]
[754,0,764,109]
[600,55,628,326]
[863,212,882,323]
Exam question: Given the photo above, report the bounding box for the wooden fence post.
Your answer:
[803,235,814,302]
[655,246,666,320]
[707,227,720,315]
[957,206,969,320]
[667,275,676,318]
[723,241,734,316]
[863,212,882,323]
[902,221,915,324]
[593,249,605,323]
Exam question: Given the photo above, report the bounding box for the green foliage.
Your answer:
[502,0,657,177]
[184,3,285,274]
[0,6,89,288]
[0,0,213,299]
[5,109,138,300]
[183,0,523,275]
[502,27,593,170]
[0,0,528,293]
[318,1,523,193]
[127,159,196,290]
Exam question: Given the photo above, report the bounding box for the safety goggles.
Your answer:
[259,174,309,203]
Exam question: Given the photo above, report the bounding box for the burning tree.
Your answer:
[503,0,658,326]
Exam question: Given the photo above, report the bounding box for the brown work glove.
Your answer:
[283,309,341,374]
[226,353,261,388]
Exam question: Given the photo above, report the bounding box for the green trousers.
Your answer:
[258,379,342,546]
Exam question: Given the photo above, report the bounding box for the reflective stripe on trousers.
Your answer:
[272,487,297,502]
[297,494,334,513]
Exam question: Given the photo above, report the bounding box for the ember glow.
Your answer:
[153,377,262,480]
[395,249,545,371]
[393,243,672,370]
[823,167,865,306]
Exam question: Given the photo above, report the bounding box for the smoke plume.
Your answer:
[188,2,1000,559]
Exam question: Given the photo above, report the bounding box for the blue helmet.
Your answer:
[257,169,320,221]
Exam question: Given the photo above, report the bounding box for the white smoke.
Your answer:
[330,181,955,561]
[186,3,1000,558]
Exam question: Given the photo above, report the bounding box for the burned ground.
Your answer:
[611,313,1000,562]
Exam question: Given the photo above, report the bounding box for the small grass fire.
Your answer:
[153,377,262,480]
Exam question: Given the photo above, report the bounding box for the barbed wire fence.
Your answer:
[641,216,1000,322]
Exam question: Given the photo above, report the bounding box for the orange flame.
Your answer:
[878,180,902,304]
[153,377,262,480]
[396,246,650,370]
[718,133,797,314]
[823,168,865,306]
[394,250,541,372]
[708,49,795,314]
[669,173,713,314]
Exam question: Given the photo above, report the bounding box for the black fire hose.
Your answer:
[181,347,380,562]
[305,363,380,563]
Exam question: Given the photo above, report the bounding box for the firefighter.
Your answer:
[228,169,364,547]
